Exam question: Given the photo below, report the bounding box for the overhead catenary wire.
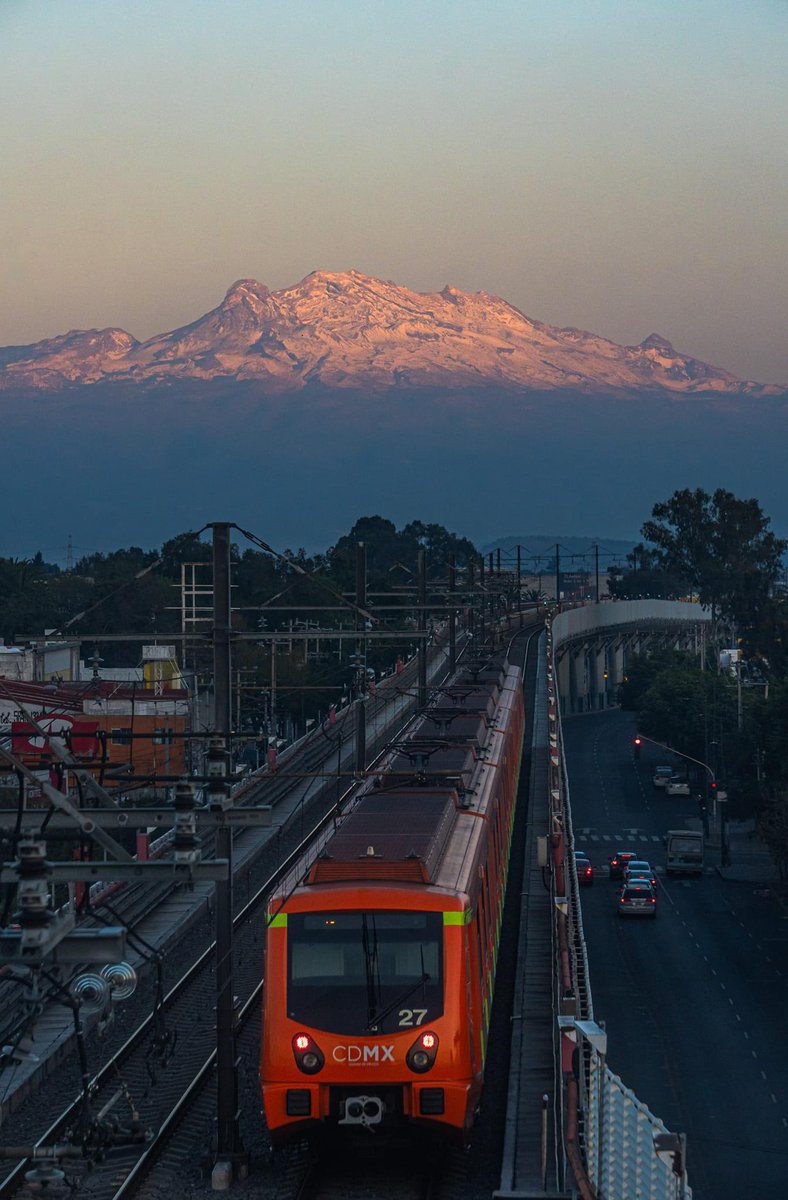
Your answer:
[233,523,377,625]
[35,526,211,639]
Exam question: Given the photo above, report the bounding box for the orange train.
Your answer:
[259,652,525,1142]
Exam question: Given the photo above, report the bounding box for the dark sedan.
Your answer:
[574,851,594,886]
[608,850,637,880]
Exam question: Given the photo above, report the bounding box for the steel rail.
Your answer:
[99,636,477,1198]
[0,629,473,1199]
[116,617,543,1197]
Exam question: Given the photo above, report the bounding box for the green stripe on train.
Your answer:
[443,910,472,925]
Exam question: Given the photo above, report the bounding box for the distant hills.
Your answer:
[1,270,783,397]
[2,271,786,561]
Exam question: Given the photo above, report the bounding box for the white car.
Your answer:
[665,778,690,796]
[623,860,657,888]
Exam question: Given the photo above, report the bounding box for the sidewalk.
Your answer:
[713,818,780,884]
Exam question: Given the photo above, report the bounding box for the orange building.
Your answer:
[2,678,191,788]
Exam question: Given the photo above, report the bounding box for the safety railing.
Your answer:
[546,612,692,1199]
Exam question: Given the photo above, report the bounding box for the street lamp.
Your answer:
[635,731,729,863]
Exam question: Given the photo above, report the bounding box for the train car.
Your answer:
[260,654,525,1143]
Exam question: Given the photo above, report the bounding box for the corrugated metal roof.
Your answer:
[307,790,458,885]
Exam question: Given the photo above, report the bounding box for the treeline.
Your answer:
[613,488,788,875]
[0,516,478,737]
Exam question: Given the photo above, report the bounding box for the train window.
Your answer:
[286,911,444,1036]
[475,906,483,968]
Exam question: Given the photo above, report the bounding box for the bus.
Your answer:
[666,830,704,876]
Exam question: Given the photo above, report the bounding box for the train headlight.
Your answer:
[406,1030,439,1073]
[292,1032,325,1074]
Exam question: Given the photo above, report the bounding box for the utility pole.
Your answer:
[417,548,427,708]
[516,544,522,627]
[210,522,244,1182]
[478,556,486,645]
[488,552,495,632]
[467,560,475,642]
[555,543,560,605]
[269,641,277,741]
[448,554,456,673]
[594,543,600,603]
[355,542,367,774]
[496,547,501,577]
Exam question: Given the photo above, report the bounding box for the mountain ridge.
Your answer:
[0,270,782,396]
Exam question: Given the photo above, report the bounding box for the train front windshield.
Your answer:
[287,911,444,1036]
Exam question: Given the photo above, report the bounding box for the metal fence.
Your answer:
[551,608,694,1199]
[585,1055,692,1200]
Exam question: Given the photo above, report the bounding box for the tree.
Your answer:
[642,488,786,622]
[608,543,687,601]
[325,516,478,591]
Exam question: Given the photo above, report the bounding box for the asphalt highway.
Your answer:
[563,708,788,1199]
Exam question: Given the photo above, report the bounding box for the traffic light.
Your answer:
[633,736,642,760]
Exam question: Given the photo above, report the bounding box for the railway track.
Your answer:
[0,647,434,1072]
[283,1141,458,1200]
[0,639,470,1198]
[0,618,542,1200]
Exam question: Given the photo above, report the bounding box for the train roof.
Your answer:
[306,789,457,885]
[304,657,522,893]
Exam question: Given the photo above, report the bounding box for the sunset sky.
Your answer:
[2,0,786,385]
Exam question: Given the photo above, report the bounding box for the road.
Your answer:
[563,708,788,1199]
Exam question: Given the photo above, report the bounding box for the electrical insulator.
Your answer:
[14,839,53,958]
[206,736,229,812]
[172,780,201,865]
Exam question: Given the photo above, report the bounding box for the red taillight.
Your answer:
[650,897,656,904]
[584,867,592,876]
[407,1031,439,1073]
[619,896,626,903]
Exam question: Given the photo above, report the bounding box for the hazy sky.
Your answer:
[2,0,786,383]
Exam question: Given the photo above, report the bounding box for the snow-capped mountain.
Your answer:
[0,271,781,395]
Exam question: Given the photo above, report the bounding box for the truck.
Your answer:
[666,829,704,876]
